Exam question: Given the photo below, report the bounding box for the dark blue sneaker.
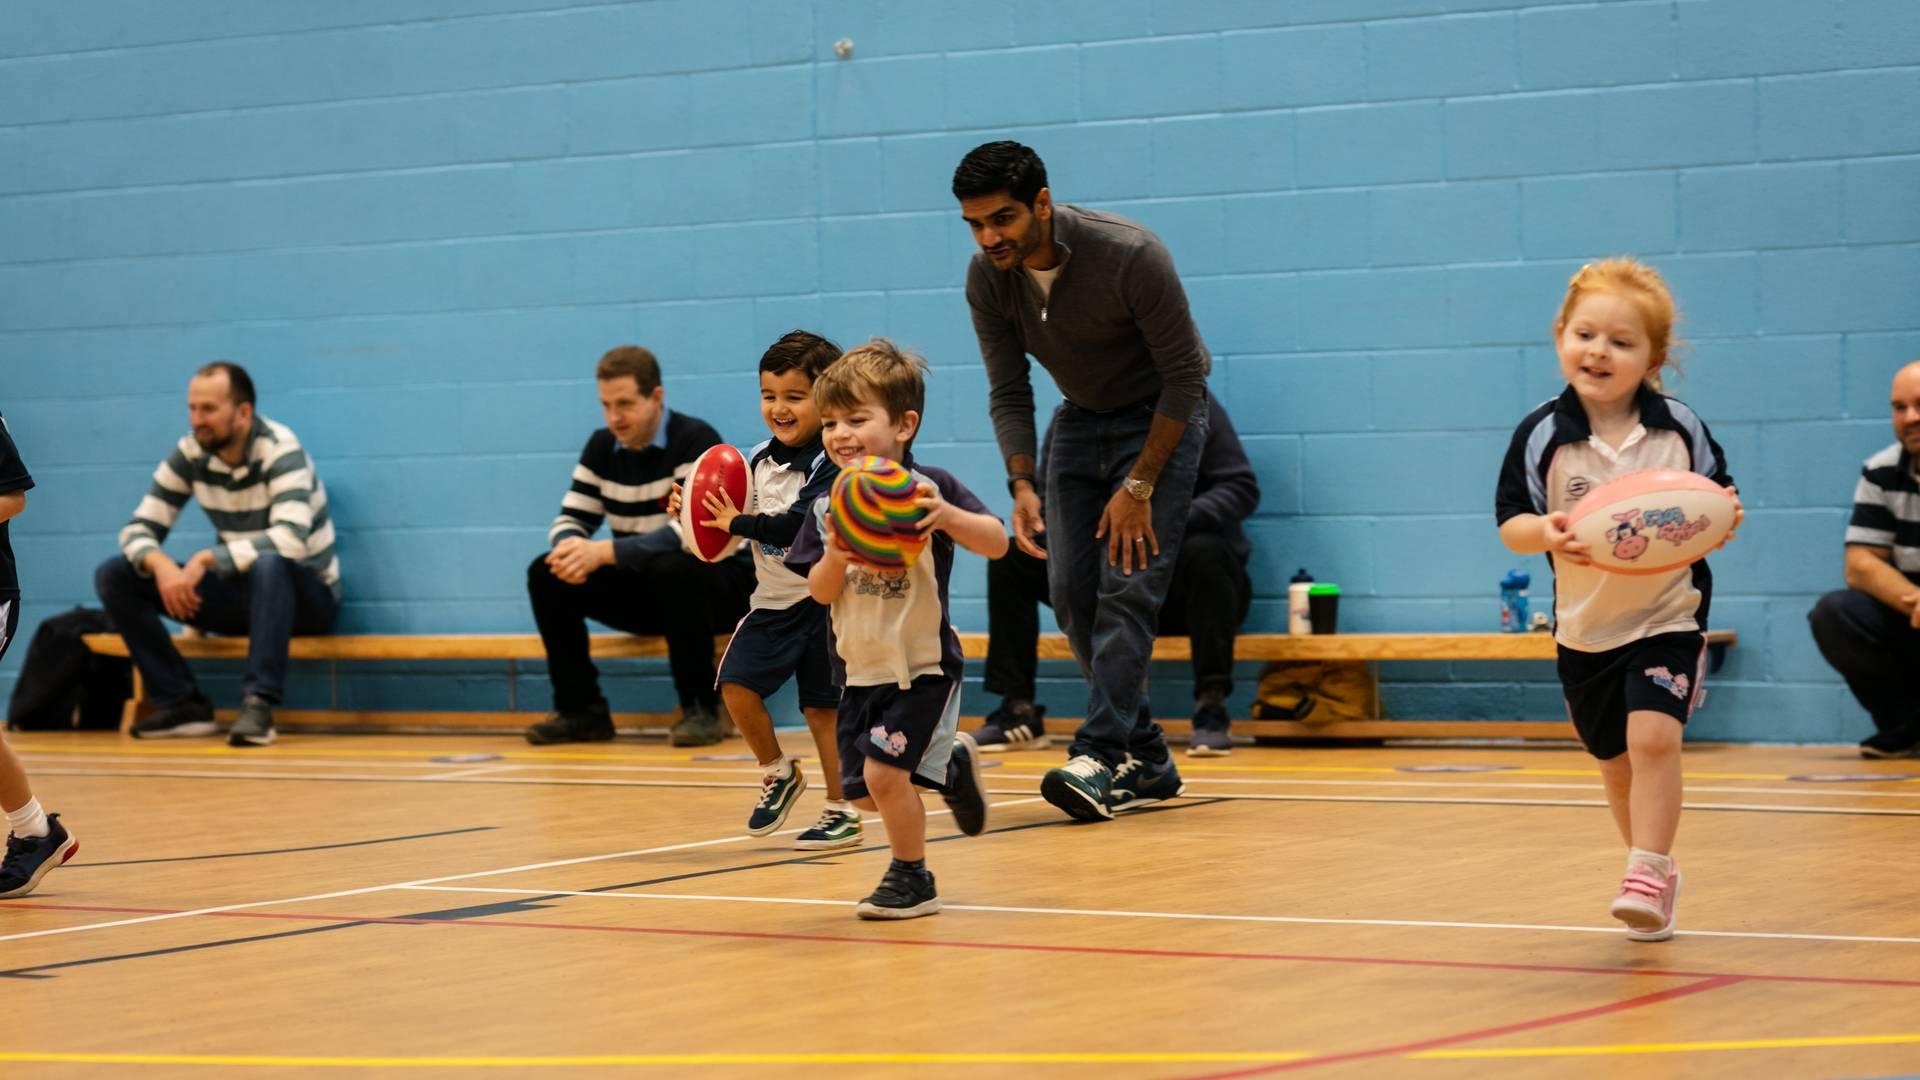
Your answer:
[1040,755,1114,822]
[974,704,1049,752]
[942,731,988,836]
[856,864,940,920]
[0,814,78,899]
[1107,754,1186,812]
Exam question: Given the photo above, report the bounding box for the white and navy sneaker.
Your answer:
[794,805,863,850]
[1106,754,1186,812]
[1040,755,1114,822]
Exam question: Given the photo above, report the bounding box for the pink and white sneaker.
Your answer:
[1610,863,1681,942]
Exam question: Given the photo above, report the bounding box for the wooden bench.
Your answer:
[82,629,1737,740]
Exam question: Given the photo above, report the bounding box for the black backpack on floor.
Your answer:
[6,607,130,731]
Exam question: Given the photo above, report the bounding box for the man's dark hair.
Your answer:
[596,345,661,394]
[951,140,1049,206]
[195,361,256,407]
[759,330,842,383]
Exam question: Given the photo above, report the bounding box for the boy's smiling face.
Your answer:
[760,369,820,447]
[820,393,919,468]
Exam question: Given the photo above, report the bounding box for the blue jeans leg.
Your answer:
[94,555,200,707]
[1044,403,1207,768]
[242,552,339,703]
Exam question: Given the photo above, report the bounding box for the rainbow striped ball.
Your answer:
[829,456,928,570]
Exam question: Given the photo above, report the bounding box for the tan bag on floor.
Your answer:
[1249,661,1374,725]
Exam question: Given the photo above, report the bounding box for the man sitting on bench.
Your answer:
[95,362,341,747]
[977,390,1260,756]
[523,346,754,747]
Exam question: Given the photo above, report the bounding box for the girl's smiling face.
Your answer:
[1557,290,1656,409]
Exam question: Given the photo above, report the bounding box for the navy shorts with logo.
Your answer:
[716,600,839,709]
[837,673,961,801]
[1557,630,1707,760]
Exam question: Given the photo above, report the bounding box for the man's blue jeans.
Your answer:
[1043,400,1206,768]
[95,552,338,706]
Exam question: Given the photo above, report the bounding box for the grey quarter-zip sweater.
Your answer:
[964,203,1212,466]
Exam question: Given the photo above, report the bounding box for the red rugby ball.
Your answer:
[1566,468,1736,576]
[679,444,748,563]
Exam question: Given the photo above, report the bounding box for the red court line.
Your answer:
[1179,975,1745,1078]
[10,900,1920,990]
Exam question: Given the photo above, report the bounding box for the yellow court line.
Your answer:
[1412,1033,1920,1059]
[0,1051,1309,1068]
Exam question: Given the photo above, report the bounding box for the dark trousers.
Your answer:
[1809,588,1920,741]
[984,531,1251,702]
[94,552,339,706]
[1044,400,1207,768]
[527,548,753,713]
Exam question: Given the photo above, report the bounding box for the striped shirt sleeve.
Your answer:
[119,441,194,573]
[1846,467,1899,548]
[549,434,607,546]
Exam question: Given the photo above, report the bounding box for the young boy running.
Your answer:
[788,340,1007,919]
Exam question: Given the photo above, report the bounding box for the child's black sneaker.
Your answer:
[942,731,988,836]
[855,863,940,920]
[0,814,77,899]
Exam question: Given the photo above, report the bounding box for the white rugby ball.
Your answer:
[1565,468,1735,575]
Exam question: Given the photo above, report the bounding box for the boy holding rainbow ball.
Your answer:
[787,339,1007,919]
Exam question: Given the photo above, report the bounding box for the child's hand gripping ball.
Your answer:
[828,456,928,570]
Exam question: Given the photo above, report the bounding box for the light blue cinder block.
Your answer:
[1365,14,1515,101]
[1304,432,1506,515]
[1222,25,1366,110]
[1292,267,1452,350]
[1759,246,1920,335]
[1844,158,1920,245]
[1522,172,1677,259]
[1228,353,1371,435]
[1447,82,1754,179]
[1079,37,1220,121]
[1758,69,1920,161]
[948,47,1079,129]
[1223,190,1370,273]
[1518,1,1674,90]
[1370,181,1519,267]
[1151,112,1295,196]
[1296,102,1446,188]
[816,55,946,138]
[1677,0,1842,79]
[1680,164,1843,252]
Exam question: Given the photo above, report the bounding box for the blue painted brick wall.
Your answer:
[3,1,1917,742]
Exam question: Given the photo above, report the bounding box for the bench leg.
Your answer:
[119,666,149,736]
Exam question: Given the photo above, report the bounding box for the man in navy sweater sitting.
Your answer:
[525,346,754,746]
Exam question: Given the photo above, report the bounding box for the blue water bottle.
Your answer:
[1500,569,1530,633]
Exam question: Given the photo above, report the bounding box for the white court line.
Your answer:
[0,797,1044,944]
[1186,791,1920,816]
[397,884,1920,946]
[418,765,521,781]
[27,768,789,790]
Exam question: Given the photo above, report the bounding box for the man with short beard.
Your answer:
[1811,360,1920,759]
[953,140,1212,820]
[95,362,340,747]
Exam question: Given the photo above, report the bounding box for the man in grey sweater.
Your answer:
[954,140,1212,822]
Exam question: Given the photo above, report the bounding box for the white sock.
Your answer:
[761,757,793,780]
[1627,848,1673,878]
[823,799,852,813]
[5,796,49,839]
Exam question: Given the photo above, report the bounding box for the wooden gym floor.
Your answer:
[5,730,1920,1078]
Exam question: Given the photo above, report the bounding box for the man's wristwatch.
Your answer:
[1122,476,1154,502]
